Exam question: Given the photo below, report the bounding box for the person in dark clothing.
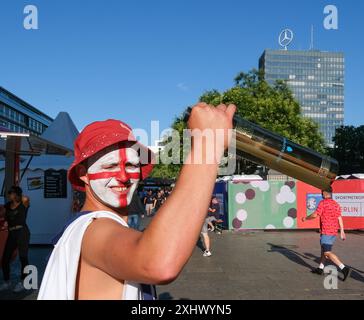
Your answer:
[144,190,155,216]
[200,197,221,257]
[153,191,166,215]
[127,192,146,230]
[205,196,221,232]
[208,197,220,219]
[0,186,30,293]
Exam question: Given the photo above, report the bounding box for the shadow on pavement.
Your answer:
[267,243,315,271]
[304,252,321,264]
[305,252,364,284]
[268,243,364,284]
[349,268,364,283]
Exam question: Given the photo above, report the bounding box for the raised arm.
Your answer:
[81,103,236,284]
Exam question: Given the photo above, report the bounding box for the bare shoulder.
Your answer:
[81,217,138,267]
[83,218,128,244]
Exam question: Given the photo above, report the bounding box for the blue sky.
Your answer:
[0,0,363,144]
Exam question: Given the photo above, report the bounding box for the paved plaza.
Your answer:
[0,222,363,300]
[157,230,364,300]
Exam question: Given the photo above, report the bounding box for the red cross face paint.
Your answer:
[86,144,141,209]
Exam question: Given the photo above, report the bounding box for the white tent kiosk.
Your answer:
[0,112,78,244]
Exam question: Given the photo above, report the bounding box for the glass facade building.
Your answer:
[259,49,345,146]
[0,87,53,135]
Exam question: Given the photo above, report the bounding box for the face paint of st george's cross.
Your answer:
[86,145,141,208]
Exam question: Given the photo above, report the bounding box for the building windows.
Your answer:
[288,81,306,86]
[0,103,27,126]
[260,50,344,146]
[0,102,46,134]
[305,113,327,119]
[29,118,44,133]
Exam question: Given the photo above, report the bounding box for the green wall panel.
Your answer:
[228,181,297,230]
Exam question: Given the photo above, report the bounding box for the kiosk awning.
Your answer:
[0,132,73,157]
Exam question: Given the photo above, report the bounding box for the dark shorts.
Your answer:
[320,235,336,253]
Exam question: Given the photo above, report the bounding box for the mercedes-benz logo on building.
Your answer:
[278,29,294,50]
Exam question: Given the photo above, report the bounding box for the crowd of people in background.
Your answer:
[127,187,226,258]
[127,186,174,231]
[139,187,173,217]
[127,187,225,259]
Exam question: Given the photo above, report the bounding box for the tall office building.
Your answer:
[0,87,53,135]
[259,49,345,146]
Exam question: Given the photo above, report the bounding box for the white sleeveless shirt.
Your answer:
[37,211,143,300]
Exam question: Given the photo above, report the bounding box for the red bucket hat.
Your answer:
[68,119,155,192]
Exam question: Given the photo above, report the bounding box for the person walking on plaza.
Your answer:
[127,191,145,231]
[206,196,220,232]
[302,187,351,281]
[0,186,31,293]
[200,218,212,257]
[200,197,219,257]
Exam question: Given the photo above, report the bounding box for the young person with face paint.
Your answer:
[38,102,236,300]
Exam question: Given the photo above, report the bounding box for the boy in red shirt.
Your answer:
[302,187,351,281]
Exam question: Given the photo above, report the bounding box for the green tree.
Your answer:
[201,70,325,152]
[150,116,186,179]
[330,126,364,174]
[151,69,326,178]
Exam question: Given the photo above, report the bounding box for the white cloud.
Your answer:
[176,82,189,92]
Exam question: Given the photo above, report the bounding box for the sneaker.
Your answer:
[203,250,212,257]
[13,281,25,293]
[311,268,324,275]
[0,281,11,291]
[342,267,352,282]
